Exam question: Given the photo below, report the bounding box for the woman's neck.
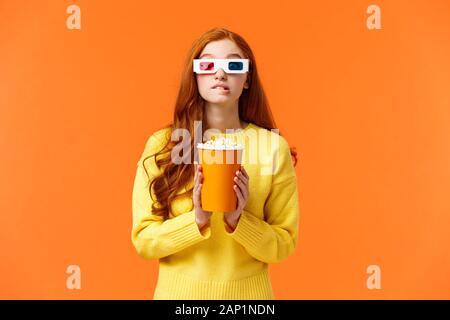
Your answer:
[204,102,247,133]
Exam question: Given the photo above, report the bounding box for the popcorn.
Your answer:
[197,136,243,150]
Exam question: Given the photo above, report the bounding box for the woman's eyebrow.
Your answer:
[199,53,243,58]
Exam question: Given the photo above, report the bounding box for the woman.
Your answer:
[131,27,299,299]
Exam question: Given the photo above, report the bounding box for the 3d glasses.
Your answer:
[193,59,249,74]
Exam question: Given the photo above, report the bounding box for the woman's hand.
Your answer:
[193,161,212,229]
[224,166,250,230]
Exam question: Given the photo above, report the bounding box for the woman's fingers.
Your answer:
[198,170,203,184]
[237,168,249,184]
[194,163,198,184]
[235,170,249,191]
[238,171,248,185]
[194,162,203,186]
[195,173,202,191]
[194,183,201,206]
[241,167,249,180]
[234,176,248,199]
[193,161,204,208]
[234,175,244,189]
[197,183,204,209]
[234,183,244,206]
[241,168,249,184]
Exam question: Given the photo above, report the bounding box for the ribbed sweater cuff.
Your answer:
[224,210,264,247]
[171,210,211,247]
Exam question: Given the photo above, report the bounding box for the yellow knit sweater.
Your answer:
[131,122,299,299]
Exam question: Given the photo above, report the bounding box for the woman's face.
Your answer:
[196,39,249,106]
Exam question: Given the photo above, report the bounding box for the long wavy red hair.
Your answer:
[142,27,298,219]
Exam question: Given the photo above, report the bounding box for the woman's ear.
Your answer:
[243,75,250,89]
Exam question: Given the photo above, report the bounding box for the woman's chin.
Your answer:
[208,96,233,103]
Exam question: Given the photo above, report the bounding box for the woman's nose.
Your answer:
[214,68,227,80]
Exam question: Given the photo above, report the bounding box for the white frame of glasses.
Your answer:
[193,59,249,74]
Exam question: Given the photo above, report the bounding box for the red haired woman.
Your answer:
[131,28,299,299]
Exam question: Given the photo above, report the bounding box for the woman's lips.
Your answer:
[214,88,230,94]
[212,82,230,90]
[212,86,230,92]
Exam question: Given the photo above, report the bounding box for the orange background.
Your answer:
[1,0,450,299]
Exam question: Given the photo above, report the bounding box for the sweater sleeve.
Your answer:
[131,130,211,260]
[224,136,299,264]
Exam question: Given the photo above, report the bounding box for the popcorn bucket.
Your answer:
[197,142,243,213]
